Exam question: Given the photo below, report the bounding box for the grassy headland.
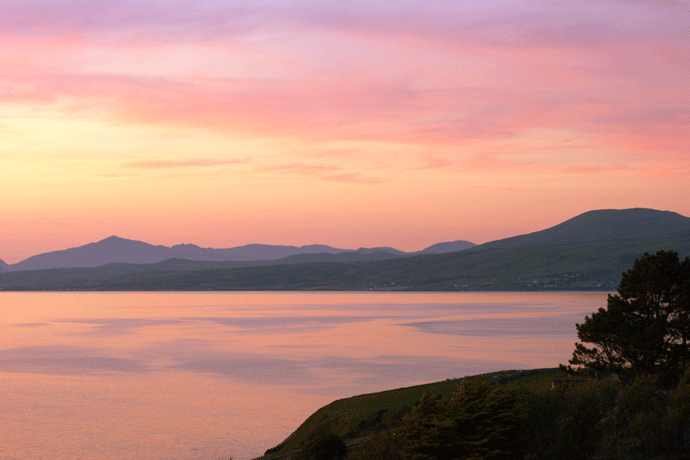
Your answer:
[255,367,690,460]
[254,369,575,459]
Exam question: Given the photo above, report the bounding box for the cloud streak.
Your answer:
[261,162,387,184]
[123,158,250,169]
[2,0,687,159]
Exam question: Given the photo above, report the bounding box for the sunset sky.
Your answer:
[2,0,689,263]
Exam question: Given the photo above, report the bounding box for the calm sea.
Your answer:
[0,292,606,460]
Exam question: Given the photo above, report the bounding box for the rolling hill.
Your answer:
[416,240,475,254]
[474,208,690,250]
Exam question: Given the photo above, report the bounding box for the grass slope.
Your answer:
[254,368,574,460]
[475,208,690,249]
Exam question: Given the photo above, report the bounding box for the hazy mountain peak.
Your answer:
[98,235,136,244]
[4,238,409,271]
[171,243,202,250]
[93,235,160,248]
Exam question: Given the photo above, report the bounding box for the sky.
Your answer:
[1,0,689,263]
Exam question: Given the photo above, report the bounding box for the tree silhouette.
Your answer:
[562,250,690,383]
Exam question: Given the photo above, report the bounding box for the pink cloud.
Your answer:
[410,155,454,170]
[260,161,386,184]
[0,1,263,45]
[1,0,687,181]
[323,172,388,184]
[263,162,340,174]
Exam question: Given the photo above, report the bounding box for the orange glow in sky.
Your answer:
[1,1,689,263]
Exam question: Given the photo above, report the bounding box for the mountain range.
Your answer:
[1,208,689,290]
[0,237,475,272]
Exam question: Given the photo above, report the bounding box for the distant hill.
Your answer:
[0,260,7,272]
[0,252,405,289]
[5,237,410,272]
[8,237,357,271]
[475,208,690,250]
[4,236,476,272]
[0,258,252,288]
[5,228,689,291]
[351,247,408,256]
[4,207,687,278]
[10,236,173,271]
[417,240,475,254]
[273,251,403,264]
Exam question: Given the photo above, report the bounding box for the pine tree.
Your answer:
[562,250,690,383]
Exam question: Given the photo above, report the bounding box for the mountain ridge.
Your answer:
[3,227,689,292]
[4,237,474,272]
[3,208,689,273]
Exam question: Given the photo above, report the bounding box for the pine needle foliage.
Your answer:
[562,250,690,384]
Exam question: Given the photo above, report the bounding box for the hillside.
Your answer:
[254,368,573,460]
[475,208,690,250]
[254,365,690,460]
[416,240,475,254]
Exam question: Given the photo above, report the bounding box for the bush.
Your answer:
[296,433,348,460]
[400,381,525,460]
[524,379,619,460]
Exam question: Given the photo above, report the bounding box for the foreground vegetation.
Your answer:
[255,251,690,460]
[255,369,690,460]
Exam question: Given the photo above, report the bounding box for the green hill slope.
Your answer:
[475,208,690,250]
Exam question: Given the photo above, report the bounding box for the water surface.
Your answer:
[0,292,606,460]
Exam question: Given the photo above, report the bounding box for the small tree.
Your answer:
[562,250,690,383]
[401,383,525,460]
